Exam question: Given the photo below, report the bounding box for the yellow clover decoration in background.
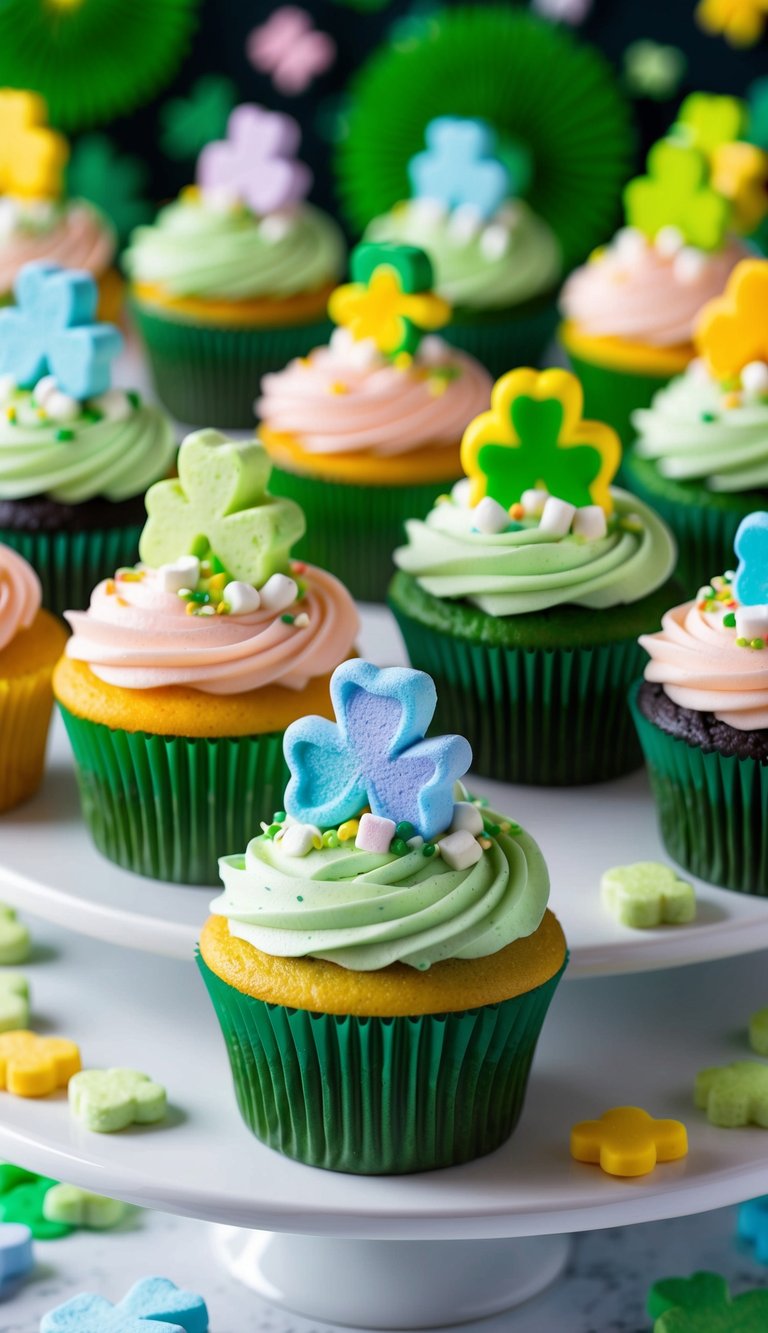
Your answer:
[695,259,768,381]
[0,89,68,200]
[697,0,768,48]
[711,141,768,233]
[329,243,450,359]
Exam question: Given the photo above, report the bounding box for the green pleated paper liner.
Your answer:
[131,299,334,429]
[58,704,289,885]
[630,682,768,896]
[562,346,675,451]
[622,453,766,592]
[197,951,566,1174]
[0,522,142,620]
[267,466,458,604]
[442,295,559,378]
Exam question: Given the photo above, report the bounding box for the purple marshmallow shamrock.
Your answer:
[283,660,472,842]
[196,104,312,214]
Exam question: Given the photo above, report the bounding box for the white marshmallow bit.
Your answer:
[259,573,298,612]
[293,612,309,628]
[539,496,576,536]
[613,227,646,261]
[572,505,607,541]
[735,605,768,640]
[33,374,58,405]
[480,224,510,262]
[448,203,484,243]
[451,477,473,509]
[406,834,424,850]
[158,555,200,594]
[472,496,509,534]
[655,225,685,257]
[224,580,261,614]
[521,488,548,517]
[280,823,321,857]
[673,247,708,285]
[687,357,710,384]
[418,335,449,366]
[741,361,768,398]
[260,213,294,243]
[0,373,16,405]
[450,801,484,835]
[409,197,448,226]
[90,388,133,421]
[45,391,79,422]
[438,829,483,871]
[355,813,396,854]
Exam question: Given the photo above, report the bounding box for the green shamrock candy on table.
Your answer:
[0,904,30,965]
[695,1061,768,1127]
[0,973,30,1031]
[43,1183,128,1230]
[649,1270,768,1331]
[68,1068,167,1133]
[624,139,730,251]
[601,863,696,929]
[0,1167,71,1239]
[139,429,305,588]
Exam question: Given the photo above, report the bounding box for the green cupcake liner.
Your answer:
[630,682,768,896]
[390,599,649,785]
[58,704,289,886]
[443,295,559,378]
[622,452,766,591]
[562,345,675,450]
[0,522,142,620]
[197,950,566,1174]
[268,466,457,603]
[131,299,334,429]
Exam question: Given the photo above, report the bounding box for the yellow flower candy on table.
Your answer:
[0,1031,81,1098]
[570,1106,688,1177]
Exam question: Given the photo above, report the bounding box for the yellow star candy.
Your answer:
[711,141,768,233]
[696,259,768,380]
[460,367,620,514]
[0,90,68,201]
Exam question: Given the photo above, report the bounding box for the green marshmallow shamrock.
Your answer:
[139,429,305,588]
[695,1061,768,1128]
[648,1270,768,1332]
[601,862,696,929]
[68,1067,167,1133]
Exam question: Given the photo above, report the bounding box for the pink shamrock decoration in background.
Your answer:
[196,104,312,213]
[247,8,336,96]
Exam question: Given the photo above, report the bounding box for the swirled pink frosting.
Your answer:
[640,602,768,730]
[561,233,747,347]
[0,544,41,653]
[0,202,116,295]
[257,329,492,455]
[64,564,360,695]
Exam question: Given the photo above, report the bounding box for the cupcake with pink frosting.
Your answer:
[560,93,763,445]
[54,428,359,886]
[631,512,768,896]
[0,542,67,812]
[257,241,492,601]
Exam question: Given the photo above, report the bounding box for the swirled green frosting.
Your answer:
[124,197,345,300]
[211,807,549,972]
[633,364,768,491]
[394,489,675,617]
[365,199,561,311]
[0,390,176,505]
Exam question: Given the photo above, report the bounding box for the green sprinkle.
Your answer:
[274,810,286,823]
[422,844,436,857]
[211,554,227,574]
[55,427,75,441]
[297,895,304,903]
[281,613,295,624]
[507,821,522,834]
[723,612,736,628]
[265,823,282,839]
[82,407,103,423]
[701,411,717,423]
[127,390,141,408]
[737,636,749,647]
[188,590,209,603]
[395,821,415,841]
[390,838,408,856]
[190,534,210,558]
[483,821,500,837]
[752,638,765,650]
[322,830,340,848]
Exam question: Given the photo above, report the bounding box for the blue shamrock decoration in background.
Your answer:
[408,116,511,220]
[41,1276,208,1333]
[284,660,472,841]
[0,261,122,399]
[734,512,768,607]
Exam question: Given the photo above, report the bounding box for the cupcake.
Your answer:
[0,261,176,618]
[124,104,345,428]
[632,514,768,896]
[625,258,768,590]
[390,367,678,786]
[0,90,120,321]
[54,428,359,886]
[199,658,567,1174]
[257,241,492,602]
[560,93,763,446]
[0,543,67,812]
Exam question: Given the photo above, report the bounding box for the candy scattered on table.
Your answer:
[0,904,30,965]
[695,1062,768,1127]
[0,1168,70,1240]
[601,863,696,929]
[40,1276,209,1333]
[749,1008,768,1056]
[648,1269,768,1331]
[570,1106,688,1177]
[68,1068,167,1133]
[737,1196,768,1263]
[329,242,450,359]
[0,1032,81,1098]
[0,1220,33,1295]
[42,1184,129,1231]
[0,973,30,1032]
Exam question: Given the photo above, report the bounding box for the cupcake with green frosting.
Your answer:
[0,261,175,617]
[124,104,345,428]
[625,257,768,589]
[199,658,567,1174]
[390,366,678,785]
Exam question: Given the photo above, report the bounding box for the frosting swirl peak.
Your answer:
[0,543,40,652]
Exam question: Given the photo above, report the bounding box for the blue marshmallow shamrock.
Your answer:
[408,116,511,220]
[734,512,768,607]
[283,660,472,841]
[0,1221,33,1296]
[40,1276,208,1333]
[0,261,122,399]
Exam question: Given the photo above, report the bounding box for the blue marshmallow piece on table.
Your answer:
[408,116,511,221]
[283,660,472,842]
[0,1221,33,1295]
[0,261,123,399]
[733,512,768,608]
[40,1277,208,1333]
[738,1195,768,1263]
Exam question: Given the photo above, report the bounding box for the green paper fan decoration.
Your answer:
[67,135,152,245]
[335,6,634,269]
[0,0,201,132]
